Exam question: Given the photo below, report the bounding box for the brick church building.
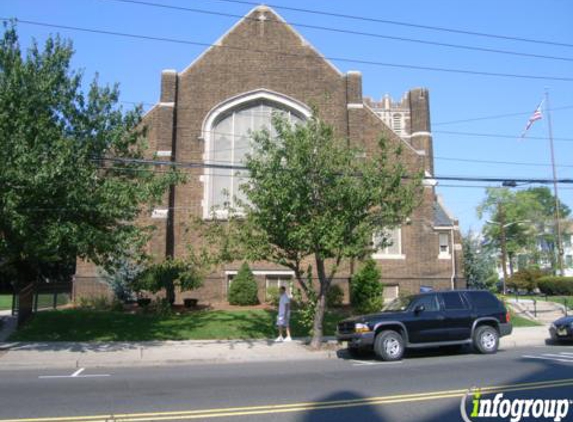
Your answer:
[74,5,464,303]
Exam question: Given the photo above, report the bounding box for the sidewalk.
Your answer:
[0,326,552,370]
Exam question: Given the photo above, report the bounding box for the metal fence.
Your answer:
[11,282,72,327]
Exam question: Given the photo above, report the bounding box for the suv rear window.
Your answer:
[468,291,500,309]
[441,292,467,310]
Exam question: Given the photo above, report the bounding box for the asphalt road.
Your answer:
[0,345,572,422]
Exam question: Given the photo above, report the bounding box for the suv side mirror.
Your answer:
[414,304,425,314]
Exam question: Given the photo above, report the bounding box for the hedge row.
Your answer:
[537,276,573,295]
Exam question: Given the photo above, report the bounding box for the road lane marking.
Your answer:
[71,368,85,377]
[523,352,573,363]
[350,359,403,366]
[2,378,572,422]
[38,368,110,379]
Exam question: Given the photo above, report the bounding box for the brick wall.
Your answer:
[73,6,464,304]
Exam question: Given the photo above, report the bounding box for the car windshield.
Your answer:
[381,296,415,312]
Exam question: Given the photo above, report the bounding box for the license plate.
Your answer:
[558,328,568,336]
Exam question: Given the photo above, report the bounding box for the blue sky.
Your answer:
[3,0,573,234]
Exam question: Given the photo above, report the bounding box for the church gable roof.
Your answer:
[180,5,342,77]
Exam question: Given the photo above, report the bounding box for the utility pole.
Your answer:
[498,203,509,295]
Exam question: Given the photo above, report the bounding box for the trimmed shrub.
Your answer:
[351,259,383,314]
[537,277,573,295]
[326,284,344,308]
[228,262,260,306]
[507,268,547,292]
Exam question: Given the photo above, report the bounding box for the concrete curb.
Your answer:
[0,328,551,371]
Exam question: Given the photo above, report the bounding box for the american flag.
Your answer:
[520,101,543,138]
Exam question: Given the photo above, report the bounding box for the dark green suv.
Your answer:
[337,290,512,361]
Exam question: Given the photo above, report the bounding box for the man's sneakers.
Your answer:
[283,336,292,342]
[275,336,284,342]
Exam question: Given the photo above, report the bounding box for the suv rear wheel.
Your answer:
[374,330,405,361]
[473,325,499,354]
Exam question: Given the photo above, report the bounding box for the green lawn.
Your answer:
[509,309,542,327]
[0,295,12,311]
[0,293,70,312]
[9,309,346,342]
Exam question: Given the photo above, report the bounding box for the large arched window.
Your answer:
[202,90,310,218]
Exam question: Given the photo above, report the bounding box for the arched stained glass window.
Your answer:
[205,98,306,218]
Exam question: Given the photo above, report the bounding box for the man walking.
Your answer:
[275,286,292,342]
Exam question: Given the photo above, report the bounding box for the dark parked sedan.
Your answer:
[549,316,573,342]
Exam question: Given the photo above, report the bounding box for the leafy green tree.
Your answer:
[462,232,498,291]
[516,187,571,271]
[0,24,176,286]
[202,112,421,348]
[478,188,539,276]
[133,258,203,305]
[228,262,259,306]
[351,259,384,314]
[478,187,570,275]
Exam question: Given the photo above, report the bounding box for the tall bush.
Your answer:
[101,257,143,302]
[327,284,344,308]
[506,268,547,293]
[351,259,383,314]
[537,277,573,295]
[228,262,259,306]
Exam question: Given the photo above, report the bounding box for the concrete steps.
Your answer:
[506,298,569,324]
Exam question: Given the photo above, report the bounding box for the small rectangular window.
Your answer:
[372,227,403,258]
[266,276,293,301]
[438,233,450,257]
[566,255,573,267]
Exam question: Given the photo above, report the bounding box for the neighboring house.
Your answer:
[511,221,573,277]
[74,6,464,304]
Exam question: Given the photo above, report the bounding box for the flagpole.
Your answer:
[545,88,565,276]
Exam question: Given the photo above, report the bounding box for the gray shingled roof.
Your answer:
[434,201,454,227]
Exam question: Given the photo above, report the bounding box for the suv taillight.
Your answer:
[505,311,511,323]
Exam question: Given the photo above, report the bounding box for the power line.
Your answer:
[164,127,573,168]
[102,0,573,63]
[434,156,573,169]
[5,17,573,82]
[434,105,573,126]
[98,156,573,185]
[434,130,573,142]
[202,0,573,49]
[120,100,155,107]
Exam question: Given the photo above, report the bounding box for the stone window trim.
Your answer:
[201,89,312,219]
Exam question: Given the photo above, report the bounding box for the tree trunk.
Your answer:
[166,281,176,305]
[310,256,330,349]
